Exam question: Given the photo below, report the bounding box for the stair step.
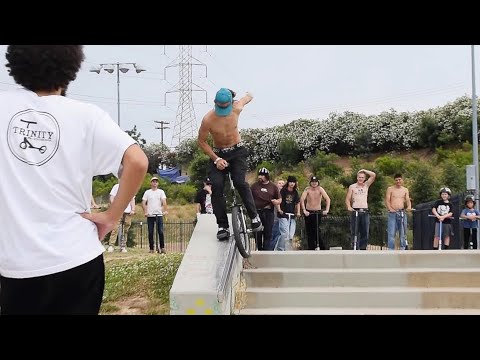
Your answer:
[244,287,480,309]
[237,307,480,315]
[243,268,480,287]
[248,250,480,269]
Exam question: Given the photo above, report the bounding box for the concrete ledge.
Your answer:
[169,214,242,315]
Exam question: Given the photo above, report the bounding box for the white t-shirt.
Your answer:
[110,183,134,213]
[0,88,136,278]
[142,188,167,216]
[205,194,213,214]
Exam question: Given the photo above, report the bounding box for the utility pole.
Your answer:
[154,120,170,146]
[471,45,480,249]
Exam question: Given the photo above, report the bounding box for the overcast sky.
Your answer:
[0,45,475,148]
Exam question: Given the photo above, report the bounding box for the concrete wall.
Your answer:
[169,214,242,315]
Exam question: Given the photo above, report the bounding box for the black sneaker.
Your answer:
[217,227,230,241]
[251,215,263,232]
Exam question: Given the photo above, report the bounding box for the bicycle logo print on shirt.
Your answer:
[7,109,60,166]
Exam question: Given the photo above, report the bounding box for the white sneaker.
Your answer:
[107,245,114,253]
[120,247,128,253]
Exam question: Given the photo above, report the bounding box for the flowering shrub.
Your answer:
[175,96,474,169]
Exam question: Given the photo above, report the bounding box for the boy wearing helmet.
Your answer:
[432,187,454,250]
[460,194,480,249]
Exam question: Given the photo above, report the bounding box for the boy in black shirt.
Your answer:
[432,187,454,250]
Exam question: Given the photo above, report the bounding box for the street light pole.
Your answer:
[116,63,121,128]
[471,45,480,249]
[89,62,146,129]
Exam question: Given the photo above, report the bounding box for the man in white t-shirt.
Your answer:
[106,168,136,253]
[0,46,148,315]
[142,177,168,253]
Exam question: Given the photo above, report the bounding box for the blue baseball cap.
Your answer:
[214,88,233,116]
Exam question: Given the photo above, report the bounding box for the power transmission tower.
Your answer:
[154,120,170,146]
[164,45,207,148]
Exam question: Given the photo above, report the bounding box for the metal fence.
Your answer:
[412,193,463,249]
[295,215,396,250]
[125,219,197,253]
[246,214,414,251]
[120,214,415,253]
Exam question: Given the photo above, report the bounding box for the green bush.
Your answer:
[166,184,197,203]
[188,152,211,187]
[441,159,466,195]
[307,150,342,179]
[410,163,438,205]
[375,155,406,177]
[317,178,348,216]
[278,138,301,168]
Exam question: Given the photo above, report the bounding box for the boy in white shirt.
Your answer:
[142,177,168,253]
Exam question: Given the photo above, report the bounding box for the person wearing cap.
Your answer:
[0,45,148,315]
[460,194,480,249]
[142,176,168,253]
[250,168,280,250]
[345,168,376,250]
[195,177,214,215]
[197,88,263,240]
[275,176,301,251]
[106,167,137,253]
[432,187,454,250]
[385,173,412,250]
[300,176,331,250]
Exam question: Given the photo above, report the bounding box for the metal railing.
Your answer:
[248,214,414,251]
[125,219,197,253]
[120,214,415,253]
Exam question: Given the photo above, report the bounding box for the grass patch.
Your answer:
[100,249,183,315]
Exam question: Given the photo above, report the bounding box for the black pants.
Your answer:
[147,216,165,251]
[255,208,275,250]
[208,146,257,229]
[305,210,325,250]
[0,255,105,315]
[463,228,478,249]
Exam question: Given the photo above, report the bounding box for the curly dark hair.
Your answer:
[5,45,84,92]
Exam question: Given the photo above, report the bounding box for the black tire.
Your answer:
[232,205,250,258]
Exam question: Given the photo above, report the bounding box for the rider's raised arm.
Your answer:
[198,117,218,162]
[234,91,254,113]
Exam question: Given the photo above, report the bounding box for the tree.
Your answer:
[144,143,175,174]
[125,125,147,149]
[410,164,437,205]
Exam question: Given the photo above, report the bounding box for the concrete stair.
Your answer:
[238,250,480,315]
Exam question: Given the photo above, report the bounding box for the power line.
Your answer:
[154,120,170,146]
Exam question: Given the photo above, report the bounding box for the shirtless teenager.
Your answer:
[198,88,263,240]
[300,176,331,250]
[345,169,376,250]
[385,174,412,250]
